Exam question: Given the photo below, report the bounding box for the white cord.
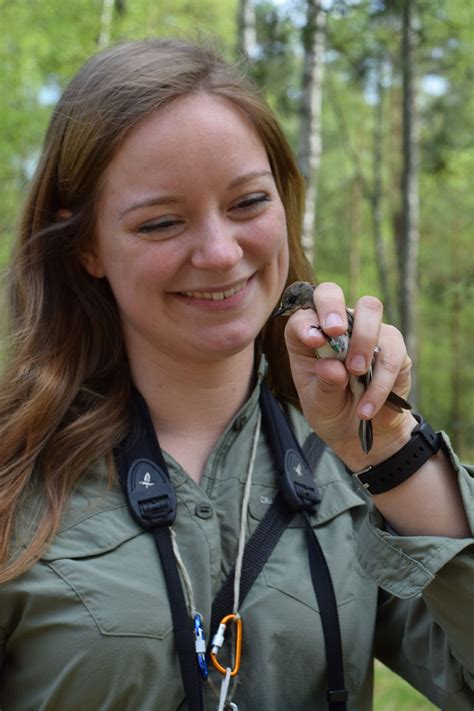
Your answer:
[233,410,261,614]
[217,668,232,711]
[171,527,197,617]
[218,410,261,711]
[169,410,262,711]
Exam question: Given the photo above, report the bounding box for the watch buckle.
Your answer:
[352,465,374,495]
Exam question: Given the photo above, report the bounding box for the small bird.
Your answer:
[273,281,412,454]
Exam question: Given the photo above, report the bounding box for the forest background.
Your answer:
[0,0,472,708]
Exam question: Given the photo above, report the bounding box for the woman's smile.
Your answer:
[179,277,249,301]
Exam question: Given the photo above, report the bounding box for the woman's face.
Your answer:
[85,93,289,367]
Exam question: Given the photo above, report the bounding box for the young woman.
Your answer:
[0,38,472,711]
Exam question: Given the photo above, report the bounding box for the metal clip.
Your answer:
[210,613,242,677]
[193,614,209,680]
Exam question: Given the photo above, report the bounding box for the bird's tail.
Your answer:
[385,391,412,412]
[359,419,373,455]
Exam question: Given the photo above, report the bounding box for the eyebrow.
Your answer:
[118,195,185,221]
[118,170,274,221]
[227,170,274,189]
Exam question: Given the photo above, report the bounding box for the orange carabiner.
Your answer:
[209,613,243,677]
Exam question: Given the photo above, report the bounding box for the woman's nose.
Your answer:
[190,220,244,271]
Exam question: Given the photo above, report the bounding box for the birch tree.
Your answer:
[298,0,326,267]
[237,0,257,59]
[98,0,115,49]
[399,0,420,402]
[370,54,395,324]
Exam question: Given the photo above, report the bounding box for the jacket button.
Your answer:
[233,414,248,431]
[195,503,213,519]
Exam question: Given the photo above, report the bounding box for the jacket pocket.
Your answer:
[248,481,367,613]
[44,510,173,640]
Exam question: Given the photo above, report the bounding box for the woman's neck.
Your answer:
[128,347,256,481]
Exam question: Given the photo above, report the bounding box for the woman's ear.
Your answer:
[57,209,106,278]
[57,209,72,221]
[79,249,106,278]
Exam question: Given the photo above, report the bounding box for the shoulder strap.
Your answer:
[244,384,348,711]
[114,388,204,711]
[210,492,293,636]
[211,394,326,634]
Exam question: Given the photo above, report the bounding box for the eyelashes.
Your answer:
[232,193,270,211]
[135,192,272,237]
[137,218,183,235]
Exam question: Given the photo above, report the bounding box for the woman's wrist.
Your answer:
[333,412,417,474]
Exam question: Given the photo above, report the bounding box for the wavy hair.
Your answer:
[0,37,313,582]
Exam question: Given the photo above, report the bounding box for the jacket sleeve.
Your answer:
[357,434,474,708]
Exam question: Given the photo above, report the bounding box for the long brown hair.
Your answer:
[0,37,313,582]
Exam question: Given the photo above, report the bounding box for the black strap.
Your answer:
[152,527,204,711]
[303,511,348,710]
[211,383,322,635]
[211,492,294,635]
[258,384,348,710]
[259,382,322,513]
[114,388,204,711]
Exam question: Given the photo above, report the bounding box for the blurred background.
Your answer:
[1,1,472,707]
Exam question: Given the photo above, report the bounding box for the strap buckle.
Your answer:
[327,688,348,703]
[281,449,321,513]
[126,458,177,530]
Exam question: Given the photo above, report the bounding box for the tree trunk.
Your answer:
[349,176,361,306]
[237,0,257,59]
[98,0,114,49]
[371,58,396,324]
[400,0,420,404]
[298,1,326,268]
[449,236,463,452]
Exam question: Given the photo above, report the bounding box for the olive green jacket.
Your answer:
[1,378,473,710]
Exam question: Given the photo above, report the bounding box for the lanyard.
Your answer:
[114,383,347,711]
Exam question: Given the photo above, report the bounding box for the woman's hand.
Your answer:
[283,282,416,471]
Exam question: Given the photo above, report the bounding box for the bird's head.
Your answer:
[272,281,316,318]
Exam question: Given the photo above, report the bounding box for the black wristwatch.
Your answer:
[347,413,442,496]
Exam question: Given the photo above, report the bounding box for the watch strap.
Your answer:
[348,413,441,496]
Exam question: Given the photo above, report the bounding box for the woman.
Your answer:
[0,38,472,711]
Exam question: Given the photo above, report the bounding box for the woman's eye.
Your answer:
[232,193,270,212]
[137,218,183,235]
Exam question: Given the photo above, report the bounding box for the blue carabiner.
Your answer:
[193,614,209,680]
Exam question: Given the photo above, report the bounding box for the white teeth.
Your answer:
[183,281,246,301]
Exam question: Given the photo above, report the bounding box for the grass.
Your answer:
[374,662,438,710]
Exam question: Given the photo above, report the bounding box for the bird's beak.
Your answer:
[272,303,286,318]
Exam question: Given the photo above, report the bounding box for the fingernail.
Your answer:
[351,354,366,372]
[308,325,322,336]
[324,313,344,328]
[359,402,374,418]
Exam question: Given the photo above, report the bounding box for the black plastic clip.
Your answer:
[327,688,348,703]
[126,458,177,530]
[281,449,321,513]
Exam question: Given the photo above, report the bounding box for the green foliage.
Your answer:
[374,662,437,710]
[1,0,472,456]
[269,0,473,450]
